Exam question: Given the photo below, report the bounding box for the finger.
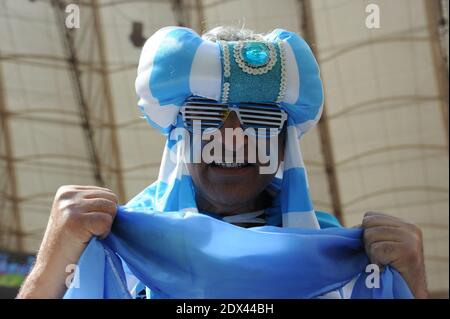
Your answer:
[82,190,119,203]
[72,185,115,192]
[81,198,117,215]
[82,212,114,238]
[364,211,385,217]
[363,226,408,244]
[367,241,402,266]
[362,214,402,229]
[363,211,403,223]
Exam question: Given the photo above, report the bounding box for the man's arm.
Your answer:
[17,185,118,298]
[361,211,428,299]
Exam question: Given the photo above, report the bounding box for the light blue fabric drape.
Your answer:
[64,206,413,299]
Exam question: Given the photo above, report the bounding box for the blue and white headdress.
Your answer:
[132,26,325,229]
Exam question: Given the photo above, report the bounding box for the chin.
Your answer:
[210,185,257,207]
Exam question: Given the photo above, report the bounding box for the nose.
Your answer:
[223,110,241,130]
[220,110,246,152]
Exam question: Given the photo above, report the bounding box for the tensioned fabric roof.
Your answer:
[0,0,448,295]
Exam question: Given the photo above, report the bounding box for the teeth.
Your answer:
[214,162,246,168]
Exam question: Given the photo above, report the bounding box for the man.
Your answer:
[18,26,427,299]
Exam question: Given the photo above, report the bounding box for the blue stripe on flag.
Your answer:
[281,167,314,213]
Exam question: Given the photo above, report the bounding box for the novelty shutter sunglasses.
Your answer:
[181,96,287,136]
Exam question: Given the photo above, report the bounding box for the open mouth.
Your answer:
[210,161,253,169]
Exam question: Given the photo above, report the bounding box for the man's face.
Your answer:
[187,111,285,215]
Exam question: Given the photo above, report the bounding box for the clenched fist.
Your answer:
[17,185,119,299]
[50,185,118,244]
[362,211,428,298]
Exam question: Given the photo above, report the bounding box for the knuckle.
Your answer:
[110,205,118,217]
[362,215,372,227]
[364,211,376,217]
[378,225,395,234]
[55,185,82,201]
[91,214,113,233]
[362,213,373,224]
[89,198,103,207]
[369,242,380,256]
[55,185,71,199]
[405,237,421,255]
[371,242,391,256]
[363,227,374,242]
[57,198,82,213]
[410,232,422,247]
[111,193,119,203]
[362,218,375,229]
[401,244,419,265]
[401,222,423,243]
[60,208,82,230]
[370,243,392,265]
[93,198,116,213]
[416,227,423,241]
[408,222,423,237]
[382,243,396,256]
[365,226,388,240]
[100,190,118,203]
[364,211,382,218]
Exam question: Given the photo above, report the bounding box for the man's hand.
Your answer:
[17,185,118,299]
[362,211,428,298]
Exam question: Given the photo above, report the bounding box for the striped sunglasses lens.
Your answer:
[181,96,287,136]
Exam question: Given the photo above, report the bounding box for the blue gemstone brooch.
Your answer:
[233,41,277,75]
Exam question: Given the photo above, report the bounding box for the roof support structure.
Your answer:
[91,0,126,202]
[172,0,190,27]
[0,61,24,252]
[297,0,344,224]
[424,0,449,147]
[52,0,126,202]
[195,0,206,34]
[53,0,105,187]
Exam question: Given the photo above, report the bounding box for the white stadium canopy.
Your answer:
[0,0,448,296]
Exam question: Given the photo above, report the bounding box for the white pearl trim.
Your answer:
[220,41,231,103]
[221,82,230,103]
[276,41,287,103]
[221,41,231,78]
